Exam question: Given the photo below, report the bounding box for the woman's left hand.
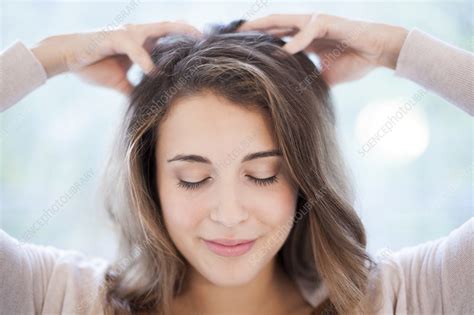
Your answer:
[239,13,408,86]
[31,21,201,95]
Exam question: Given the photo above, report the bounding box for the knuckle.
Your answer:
[121,23,137,32]
[110,30,126,45]
[158,21,172,28]
[312,15,329,36]
[268,14,279,22]
[126,44,141,56]
[312,12,326,24]
[115,23,141,39]
[316,12,330,20]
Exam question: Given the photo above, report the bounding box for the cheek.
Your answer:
[243,186,298,269]
[159,185,208,239]
[246,184,298,227]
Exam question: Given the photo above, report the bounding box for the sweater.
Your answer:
[0,220,472,314]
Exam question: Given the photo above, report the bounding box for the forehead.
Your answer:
[156,91,277,159]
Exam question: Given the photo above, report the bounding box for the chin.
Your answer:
[189,246,264,287]
[198,262,260,287]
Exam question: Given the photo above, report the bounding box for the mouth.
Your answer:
[202,238,256,257]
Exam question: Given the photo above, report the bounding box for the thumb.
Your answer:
[283,13,358,55]
[283,13,323,54]
[283,28,316,54]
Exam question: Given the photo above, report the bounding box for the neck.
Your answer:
[176,257,301,315]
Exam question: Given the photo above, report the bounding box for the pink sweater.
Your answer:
[0,28,473,314]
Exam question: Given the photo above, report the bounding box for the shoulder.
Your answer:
[366,218,473,314]
[44,244,110,314]
[0,229,110,314]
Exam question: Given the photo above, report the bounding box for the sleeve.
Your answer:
[390,218,474,314]
[0,40,48,112]
[0,229,109,314]
[394,28,474,116]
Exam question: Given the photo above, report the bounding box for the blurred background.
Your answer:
[1,0,472,261]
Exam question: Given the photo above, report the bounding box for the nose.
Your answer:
[210,186,249,227]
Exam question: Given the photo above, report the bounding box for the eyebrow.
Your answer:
[167,149,282,164]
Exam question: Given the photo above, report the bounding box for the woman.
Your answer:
[0,13,472,315]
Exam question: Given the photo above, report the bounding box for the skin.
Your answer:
[155,91,312,314]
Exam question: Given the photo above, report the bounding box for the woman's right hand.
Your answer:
[239,13,408,86]
[30,21,201,95]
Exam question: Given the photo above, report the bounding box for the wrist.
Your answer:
[378,25,409,70]
[31,37,68,78]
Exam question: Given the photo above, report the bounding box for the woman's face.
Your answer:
[155,91,298,287]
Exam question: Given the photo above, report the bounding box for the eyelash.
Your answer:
[177,175,279,191]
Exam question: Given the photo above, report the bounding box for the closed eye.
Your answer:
[247,175,278,187]
[177,175,278,191]
[177,177,210,191]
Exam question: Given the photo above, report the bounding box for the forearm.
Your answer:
[30,36,69,79]
[0,41,48,112]
[394,28,474,115]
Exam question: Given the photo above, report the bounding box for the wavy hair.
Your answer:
[101,20,376,315]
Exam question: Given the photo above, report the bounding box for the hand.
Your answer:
[31,21,201,95]
[239,13,408,86]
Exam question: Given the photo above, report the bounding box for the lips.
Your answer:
[207,239,255,246]
[202,238,256,257]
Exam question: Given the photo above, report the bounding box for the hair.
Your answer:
[100,20,376,315]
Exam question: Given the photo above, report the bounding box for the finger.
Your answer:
[266,27,299,38]
[318,51,371,86]
[119,37,155,74]
[283,13,361,55]
[142,37,158,54]
[283,13,324,54]
[114,22,201,74]
[283,31,315,55]
[139,21,201,39]
[304,38,341,54]
[238,14,309,32]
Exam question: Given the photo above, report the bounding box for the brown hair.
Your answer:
[101,20,375,314]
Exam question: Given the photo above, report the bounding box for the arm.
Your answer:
[368,218,474,314]
[395,28,474,115]
[240,13,474,116]
[0,41,47,112]
[0,229,108,314]
[0,22,201,112]
[395,218,473,313]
